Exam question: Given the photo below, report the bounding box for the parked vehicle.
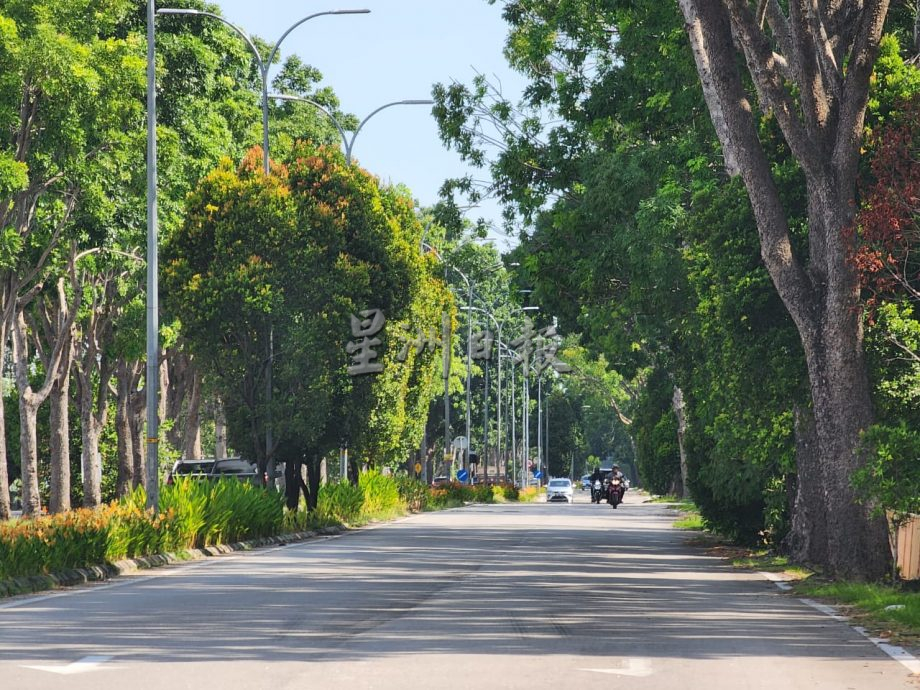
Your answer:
[210,458,260,483]
[166,458,259,485]
[166,458,216,485]
[546,478,574,503]
[580,474,592,491]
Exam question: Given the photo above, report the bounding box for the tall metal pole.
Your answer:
[496,324,502,479]
[442,310,451,478]
[464,281,472,483]
[511,355,517,486]
[145,0,160,510]
[158,7,369,484]
[543,376,549,472]
[537,373,542,482]
[482,358,489,480]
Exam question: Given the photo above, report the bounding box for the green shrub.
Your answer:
[395,476,428,512]
[492,483,519,502]
[853,422,920,519]
[442,481,474,503]
[316,480,364,524]
[358,470,404,519]
[518,486,541,503]
[0,508,109,579]
[472,484,494,503]
[500,484,520,500]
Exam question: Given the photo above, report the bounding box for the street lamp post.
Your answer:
[155,7,368,489]
[460,305,502,480]
[422,241,472,482]
[497,342,517,484]
[157,8,370,174]
[270,95,433,165]
[537,371,542,481]
[145,0,159,510]
[522,354,530,490]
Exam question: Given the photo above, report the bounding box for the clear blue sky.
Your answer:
[210,0,524,250]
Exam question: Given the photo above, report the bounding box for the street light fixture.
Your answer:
[461,304,536,480]
[424,238,506,484]
[145,0,158,509]
[269,94,433,165]
[156,8,370,174]
[150,7,369,495]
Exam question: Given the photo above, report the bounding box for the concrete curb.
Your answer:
[0,525,344,600]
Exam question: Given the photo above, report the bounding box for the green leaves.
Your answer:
[167,142,449,474]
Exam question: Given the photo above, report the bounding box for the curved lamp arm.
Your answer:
[269,93,351,152]
[267,9,370,72]
[157,9,265,72]
[346,100,433,163]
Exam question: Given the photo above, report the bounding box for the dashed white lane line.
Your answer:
[23,655,113,675]
[760,572,920,676]
[578,658,653,677]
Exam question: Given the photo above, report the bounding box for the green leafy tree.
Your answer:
[166,143,449,510]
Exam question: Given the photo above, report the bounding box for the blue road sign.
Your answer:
[533,470,543,479]
[457,469,469,482]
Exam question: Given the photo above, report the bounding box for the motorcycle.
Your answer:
[591,479,605,504]
[607,477,624,508]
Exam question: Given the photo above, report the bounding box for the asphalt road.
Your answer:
[0,490,917,690]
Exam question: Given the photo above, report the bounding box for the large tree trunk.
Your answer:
[214,397,228,458]
[678,0,891,579]
[305,455,322,511]
[79,405,102,507]
[114,359,146,490]
[164,348,197,453]
[48,347,72,513]
[285,457,301,510]
[0,320,12,520]
[785,405,827,565]
[18,398,41,515]
[74,360,112,508]
[672,386,690,499]
[182,370,203,460]
[115,361,135,498]
[12,307,71,516]
[130,370,147,490]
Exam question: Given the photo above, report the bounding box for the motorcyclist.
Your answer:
[590,467,604,502]
[606,465,627,505]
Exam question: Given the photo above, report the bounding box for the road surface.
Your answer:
[0,490,916,689]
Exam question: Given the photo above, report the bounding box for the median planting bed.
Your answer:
[0,473,524,594]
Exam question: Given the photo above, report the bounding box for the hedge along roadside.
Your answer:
[0,474,524,587]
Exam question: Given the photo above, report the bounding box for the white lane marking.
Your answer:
[758,571,793,590]
[578,659,653,677]
[853,627,920,675]
[793,597,920,676]
[23,655,113,674]
[760,572,920,677]
[798,597,850,623]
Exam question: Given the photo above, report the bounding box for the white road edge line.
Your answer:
[759,571,920,676]
[758,571,793,591]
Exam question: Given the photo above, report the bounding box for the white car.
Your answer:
[546,478,574,503]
